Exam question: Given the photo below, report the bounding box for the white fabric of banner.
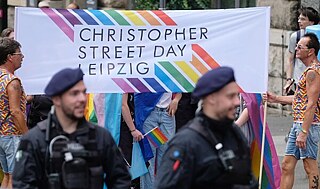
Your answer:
[15,7,270,94]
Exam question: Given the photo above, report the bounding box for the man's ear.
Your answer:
[308,48,314,56]
[51,96,61,107]
[207,93,216,104]
[6,54,12,62]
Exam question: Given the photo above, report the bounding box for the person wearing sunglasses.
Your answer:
[0,38,28,189]
[283,6,319,144]
[264,33,320,189]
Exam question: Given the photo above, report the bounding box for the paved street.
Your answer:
[267,113,308,188]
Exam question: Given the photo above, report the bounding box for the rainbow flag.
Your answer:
[84,93,97,123]
[144,127,168,148]
[241,93,281,189]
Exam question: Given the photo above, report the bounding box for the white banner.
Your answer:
[15,7,270,94]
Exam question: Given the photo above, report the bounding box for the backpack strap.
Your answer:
[187,117,219,150]
[296,30,301,44]
[187,117,248,171]
[293,30,301,66]
[187,117,248,152]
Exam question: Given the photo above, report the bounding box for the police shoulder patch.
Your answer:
[168,146,185,161]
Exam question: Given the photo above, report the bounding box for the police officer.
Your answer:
[13,68,131,189]
[155,67,257,189]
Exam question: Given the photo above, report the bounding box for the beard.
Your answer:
[61,103,83,121]
[216,108,236,124]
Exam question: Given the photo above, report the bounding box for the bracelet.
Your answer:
[130,129,136,133]
[301,128,307,134]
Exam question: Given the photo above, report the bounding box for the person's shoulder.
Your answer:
[290,29,304,40]
[306,68,320,80]
[231,123,247,138]
[22,124,45,141]
[171,126,201,144]
[29,124,45,134]
[289,31,298,41]
[33,95,52,103]
[175,126,196,136]
[87,123,118,147]
[290,30,298,36]
[7,78,21,86]
[88,123,113,138]
[88,122,105,131]
[4,74,20,86]
[93,125,107,133]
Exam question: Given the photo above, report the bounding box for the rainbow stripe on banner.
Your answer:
[144,127,168,148]
[111,44,244,93]
[41,9,176,41]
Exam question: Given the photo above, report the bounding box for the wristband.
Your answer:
[301,128,307,134]
[130,129,136,133]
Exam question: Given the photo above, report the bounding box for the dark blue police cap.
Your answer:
[192,66,235,99]
[45,68,84,97]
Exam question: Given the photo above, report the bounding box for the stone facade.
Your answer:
[301,0,320,11]
[258,0,299,30]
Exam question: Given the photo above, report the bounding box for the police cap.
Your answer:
[192,66,235,99]
[45,68,84,97]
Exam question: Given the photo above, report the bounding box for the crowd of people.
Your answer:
[0,3,319,189]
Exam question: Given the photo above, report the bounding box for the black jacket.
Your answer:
[155,112,256,189]
[27,95,53,128]
[13,114,131,189]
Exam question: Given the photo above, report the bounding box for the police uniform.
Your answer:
[155,67,257,189]
[12,68,131,189]
[13,116,131,189]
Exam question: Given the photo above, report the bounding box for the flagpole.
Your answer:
[143,126,159,136]
[258,100,268,189]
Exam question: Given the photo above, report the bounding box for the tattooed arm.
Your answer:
[7,79,28,134]
[296,70,320,149]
